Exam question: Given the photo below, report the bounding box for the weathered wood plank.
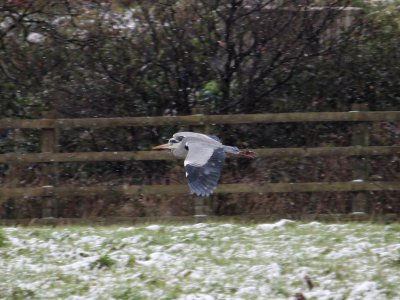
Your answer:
[0,151,173,163]
[1,213,398,226]
[40,111,59,218]
[0,181,398,200]
[0,111,399,129]
[255,146,400,157]
[350,104,370,213]
[0,146,398,163]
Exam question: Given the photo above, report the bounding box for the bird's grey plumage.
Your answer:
[154,131,252,197]
[185,147,225,196]
[172,132,236,196]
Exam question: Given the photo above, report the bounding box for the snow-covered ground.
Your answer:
[1,221,400,299]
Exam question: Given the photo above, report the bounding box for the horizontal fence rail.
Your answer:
[1,182,399,200]
[1,109,399,221]
[0,111,400,129]
[0,146,399,163]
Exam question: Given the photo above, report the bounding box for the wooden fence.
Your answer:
[1,108,400,223]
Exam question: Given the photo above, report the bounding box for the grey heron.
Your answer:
[153,132,256,197]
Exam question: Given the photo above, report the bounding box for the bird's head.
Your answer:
[152,136,183,151]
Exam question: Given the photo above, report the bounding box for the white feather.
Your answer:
[184,141,219,167]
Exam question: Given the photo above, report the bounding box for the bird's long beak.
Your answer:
[152,144,170,150]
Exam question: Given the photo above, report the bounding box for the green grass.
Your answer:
[0,222,399,299]
[0,229,6,247]
[90,254,116,269]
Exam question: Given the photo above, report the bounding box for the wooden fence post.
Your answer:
[351,103,370,214]
[3,129,23,218]
[191,105,214,222]
[40,110,59,218]
[193,197,212,223]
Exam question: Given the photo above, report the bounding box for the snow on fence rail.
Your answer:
[1,109,400,219]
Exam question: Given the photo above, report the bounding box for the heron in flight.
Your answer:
[153,132,256,197]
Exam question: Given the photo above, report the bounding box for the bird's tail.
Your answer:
[223,146,240,154]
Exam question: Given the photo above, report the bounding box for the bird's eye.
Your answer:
[176,136,184,141]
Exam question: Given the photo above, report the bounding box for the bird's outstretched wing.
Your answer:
[207,134,221,142]
[184,141,226,197]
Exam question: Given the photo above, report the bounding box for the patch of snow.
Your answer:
[348,281,383,299]
[326,247,356,259]
[60,255,98,272]
[51,16,71,26]
[168,243,187,252]
[191,223,209,229]
[3,227,18,232]
[256,219,295,230]
[177,294,215,300]
[148,251,175,262]
[218,224,234,229]
[326,224,347,231]
[299,221,322,228]
[75,235,105,249]
[146,224,162,231]
[1,222,399,299]
[27,32,46,44]
[0,17,13,31]
[101,9,137,32]
[306,289,344,300]
[249,263,281,279]
[236,286,258,296]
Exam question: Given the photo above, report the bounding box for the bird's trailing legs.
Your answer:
[238,150,257,159]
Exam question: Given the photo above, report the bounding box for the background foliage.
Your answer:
[0,0,399,218]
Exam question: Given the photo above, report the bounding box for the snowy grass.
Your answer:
[1,221,400,300]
